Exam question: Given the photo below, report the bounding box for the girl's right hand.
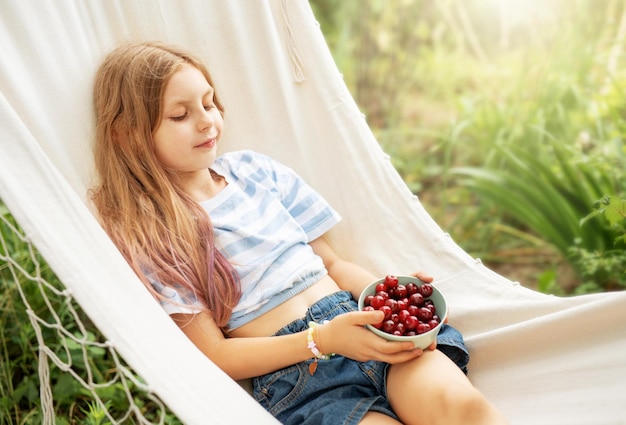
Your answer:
[318,310,427,364]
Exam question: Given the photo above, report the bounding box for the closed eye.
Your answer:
[169,113,188,122]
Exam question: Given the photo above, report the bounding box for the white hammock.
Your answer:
[1,1,625,424]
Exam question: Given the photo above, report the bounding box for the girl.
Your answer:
[91,42,507,425]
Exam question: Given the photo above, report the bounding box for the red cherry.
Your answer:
[416,323,431,334]
[417,307,433,322]
[376,290,389,300]
[363,306,375,312]
[397,299,408,311]
[385,298,399,313]
[406,282,418,295]
[419,283,434,297]
[382,320,396,333]
[370,295,385,310]
[364,295,374,306]
[409,293,424,306]
[384,275,399,288]
[394,284,407,299]
[395,323,406,335]
[380,305,392,320]
[428,319,440,329]
[398,309,410,323]
[404,315,419,330]
[407,305,420,316]
[391,313,400,324]
[375,283,386,293]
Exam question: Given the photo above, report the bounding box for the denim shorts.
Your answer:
[251,291,469,425]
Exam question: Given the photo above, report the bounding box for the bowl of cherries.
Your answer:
[358,274,447,349]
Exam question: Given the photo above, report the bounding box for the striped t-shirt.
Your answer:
[152,150,341,331]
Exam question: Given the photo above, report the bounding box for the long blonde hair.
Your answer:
[91,42,240,328]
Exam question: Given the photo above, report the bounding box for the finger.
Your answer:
[428,341,437,351]
[343,310,385,327]
[372,338,419,355]
[410,271,433,283]
[377,347,424,364]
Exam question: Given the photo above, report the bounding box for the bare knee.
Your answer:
[387,351,508,425]
[439,385,507,425]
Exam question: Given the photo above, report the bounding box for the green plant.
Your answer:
[455,134,616,249]
[582,196,626,243]
[453,130,623,291]
[0,201,182,424]
[569,196,626,293]
[80,401,111,425]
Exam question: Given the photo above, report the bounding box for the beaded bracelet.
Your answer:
[307,321,334,375]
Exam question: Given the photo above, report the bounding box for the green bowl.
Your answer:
[357,275,447,349]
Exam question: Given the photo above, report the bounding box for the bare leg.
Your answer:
[387,350,508,425]
[359,411,403,424]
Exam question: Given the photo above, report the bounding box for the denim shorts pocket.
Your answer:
[252,362,309,417]
[358,360,387,394]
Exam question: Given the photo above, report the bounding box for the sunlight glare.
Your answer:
[485,0,561,49]
[490,0,559,26]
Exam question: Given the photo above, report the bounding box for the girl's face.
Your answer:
[153,64,223,174]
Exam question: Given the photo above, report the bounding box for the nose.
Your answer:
[198,108,214,132]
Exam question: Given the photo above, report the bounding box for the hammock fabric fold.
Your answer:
[1,1,624,424]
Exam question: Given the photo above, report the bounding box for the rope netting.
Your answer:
[0,199,181,424]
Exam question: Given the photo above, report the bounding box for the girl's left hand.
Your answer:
[410,270,433,283]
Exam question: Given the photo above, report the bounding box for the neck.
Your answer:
[178,168,226,202]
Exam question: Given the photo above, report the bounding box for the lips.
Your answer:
[195,138,216,148]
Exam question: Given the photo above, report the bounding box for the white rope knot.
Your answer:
[38,348,55,425]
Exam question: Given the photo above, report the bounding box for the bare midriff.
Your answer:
[228,275,343,338]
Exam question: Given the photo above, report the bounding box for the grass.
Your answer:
[0,202,182,424]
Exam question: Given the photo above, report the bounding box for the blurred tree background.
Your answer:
[310,0,626,294]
